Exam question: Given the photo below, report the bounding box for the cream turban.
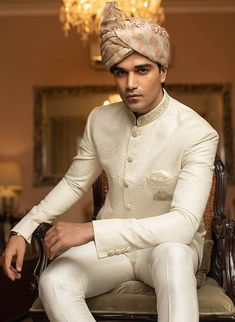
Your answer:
[100,2,170,71]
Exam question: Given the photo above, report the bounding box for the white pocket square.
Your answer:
[148,171,177,186]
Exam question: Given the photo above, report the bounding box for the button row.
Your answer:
[125,203,132,211]
[125,133,135,214]
[123,180,129,188]
[132,130,140,137]
[127,155,134,163]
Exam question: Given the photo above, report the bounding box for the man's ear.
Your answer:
[160,68,167,83]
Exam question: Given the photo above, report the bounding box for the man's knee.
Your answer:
[39,263,84,300]
[39,266,61,299]
[150,242,197,290]
[151,242,195,268]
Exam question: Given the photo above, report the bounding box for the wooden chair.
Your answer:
[29,155,235,321]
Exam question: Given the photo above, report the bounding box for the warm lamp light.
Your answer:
[0,162,22,190]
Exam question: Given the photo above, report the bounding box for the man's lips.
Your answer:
[126,94,142,99]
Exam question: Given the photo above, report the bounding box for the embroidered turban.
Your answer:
[100,2,170,71]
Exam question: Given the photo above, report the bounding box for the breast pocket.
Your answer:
[147,171,178,201]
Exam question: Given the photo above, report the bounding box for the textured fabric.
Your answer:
[38,241,198,322]
[100,2,170,70]
[197,278,235,315]
[90,92,218,261]
[94,173,214,289]
[147,242,199,322]
[38,241,134,322]
[13,90,218,265]
[31,278,235,316]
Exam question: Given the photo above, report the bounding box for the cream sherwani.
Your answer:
[13,90,219,322]
[13,90,218,262]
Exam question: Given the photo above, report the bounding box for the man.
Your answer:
[3,3,218,322]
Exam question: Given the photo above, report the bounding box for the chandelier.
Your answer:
[59,0,165,41]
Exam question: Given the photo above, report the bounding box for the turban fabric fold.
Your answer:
[100,2,170,70]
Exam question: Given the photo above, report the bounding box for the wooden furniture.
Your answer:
[30,156,235,321]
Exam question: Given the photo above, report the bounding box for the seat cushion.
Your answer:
[197,278,235,315]
[31,277,234,316]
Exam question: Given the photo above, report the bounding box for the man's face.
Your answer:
[112,53,167,116]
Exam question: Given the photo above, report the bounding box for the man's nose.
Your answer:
[126,73,138,90]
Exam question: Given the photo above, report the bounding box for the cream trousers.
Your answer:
[39,241,199,322]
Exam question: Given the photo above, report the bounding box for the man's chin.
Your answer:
[124,101,141,111]
[128,108,146,117]
[125,103,152,116]
[126,105,140,113]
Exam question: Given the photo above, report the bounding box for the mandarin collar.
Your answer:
[126,89,170,127]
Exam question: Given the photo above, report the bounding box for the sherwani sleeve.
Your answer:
[12,109,102,243]
[93,128,219,258]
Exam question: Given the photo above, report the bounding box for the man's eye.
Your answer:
[138,68,149,74]
[114,70,126,76]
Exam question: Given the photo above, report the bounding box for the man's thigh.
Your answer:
[131,242,199,288]
[41,241,135,298]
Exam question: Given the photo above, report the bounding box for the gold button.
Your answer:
[127,156,134,163]
[132,130,139,137]
[123,180,129,188]
[126,203,132,211]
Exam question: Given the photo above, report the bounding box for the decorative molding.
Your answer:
[33,85,117,186]
[0,0,235,16]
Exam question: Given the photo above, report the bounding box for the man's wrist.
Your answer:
[86,222,94,242]
[9,231,26,241]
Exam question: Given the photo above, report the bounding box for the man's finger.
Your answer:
[45,225,56,240]
[10,266,21,280]
[3,252,16,281]
[48,240,61,260]
[2,235,26,282]
[45,235,58,249]
[16,250,24,273]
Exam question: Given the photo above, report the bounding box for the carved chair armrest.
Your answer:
[31,222,52,295]
[222,219,235,304]
[212,218,235,304]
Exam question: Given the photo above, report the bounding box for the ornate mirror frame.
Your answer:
[33,83,234,186]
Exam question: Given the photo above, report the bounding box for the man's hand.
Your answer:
[44,221,94,260]
[2,235,26,281]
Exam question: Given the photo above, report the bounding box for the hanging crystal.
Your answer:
[59,0,165,41]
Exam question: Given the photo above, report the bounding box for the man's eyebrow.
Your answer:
[135,64,152,69]
[111,63,152,73]
[111,66,127,73]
